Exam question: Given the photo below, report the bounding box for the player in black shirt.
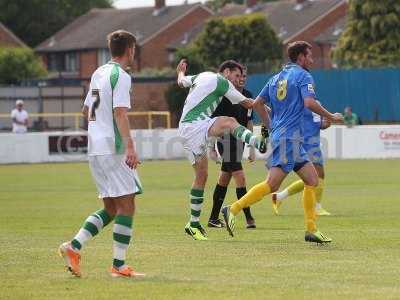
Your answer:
[208,67,257,229]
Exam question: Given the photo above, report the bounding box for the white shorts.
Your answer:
[178,118,217,165]
[88,154,143,198]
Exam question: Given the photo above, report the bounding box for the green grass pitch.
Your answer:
[1,159,400,300]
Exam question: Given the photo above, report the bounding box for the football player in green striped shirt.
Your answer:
[59,30,144,278]
[176,59,270,240]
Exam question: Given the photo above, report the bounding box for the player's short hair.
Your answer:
[287,41,312,62]
[218,60,243,74]
[107,30,136,57]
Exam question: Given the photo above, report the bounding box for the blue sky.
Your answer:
[114,0,207,9]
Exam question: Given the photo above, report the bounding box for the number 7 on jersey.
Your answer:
[89,89,100,121]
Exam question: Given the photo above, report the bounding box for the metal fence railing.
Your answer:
[0,111,171,131]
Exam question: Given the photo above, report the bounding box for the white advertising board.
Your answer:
[1,125,399,164]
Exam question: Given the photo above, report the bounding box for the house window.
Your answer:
[48,53,63,71]
[98,49,111,66]
[65,52,79,72]
[168,52,175,63]
[47,52,79,72]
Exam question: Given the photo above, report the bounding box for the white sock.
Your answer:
[275,190,289,201]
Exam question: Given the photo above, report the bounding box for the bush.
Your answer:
[332,0,400,68]
[0,47,47,84]
[193,13,282,69]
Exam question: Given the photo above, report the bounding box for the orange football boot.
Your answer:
[110,265,145,278]
[58,242,81,277]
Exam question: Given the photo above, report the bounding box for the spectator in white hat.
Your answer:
[11,99,29,133]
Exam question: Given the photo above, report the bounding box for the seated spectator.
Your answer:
[11,99,29,133]
[343,106,358,128]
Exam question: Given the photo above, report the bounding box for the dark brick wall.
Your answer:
[129,80,173,128]
[80,50,98,78]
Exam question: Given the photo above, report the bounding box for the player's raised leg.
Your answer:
[271,165,330,216]
[295,163,332,243]
[208,116,267,153]
[272,180,304,215]
[185,154,208,240]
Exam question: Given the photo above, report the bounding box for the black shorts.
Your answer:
[221,161,243,173]
[217,140,244,173]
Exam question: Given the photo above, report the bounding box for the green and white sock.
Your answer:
[71,209,112,251]
[113,215,133,268]
[190,189,204,228]
[232,125,260,149]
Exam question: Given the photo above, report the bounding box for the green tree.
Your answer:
[0,47,47,84]
[193,13,282,69]
[0,0,113,47]
[166,13,282,126]
[332,0,400,68]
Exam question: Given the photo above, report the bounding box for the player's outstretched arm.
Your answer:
[239,98,254,109]
[114,107,139,169]
[304,97,343,123]
[252,96,270,128]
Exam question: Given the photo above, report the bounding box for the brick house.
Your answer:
[314,16,347,68]
[33,1,213,128]
[170,0,348,69]
[35,1,213,79]
[223,0,348,68]
[0,22,26,47]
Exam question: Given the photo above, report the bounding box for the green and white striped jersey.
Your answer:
[84,61,131,156]
[179,72,246,123]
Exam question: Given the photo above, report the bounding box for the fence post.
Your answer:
[37,82,45,131]
[74,114,79,131]
[61,74,65,130]
[166,112,171,129]
[148,112,152,129]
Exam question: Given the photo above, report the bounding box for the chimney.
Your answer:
[246,0,258,7]
[155,0,165,9]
